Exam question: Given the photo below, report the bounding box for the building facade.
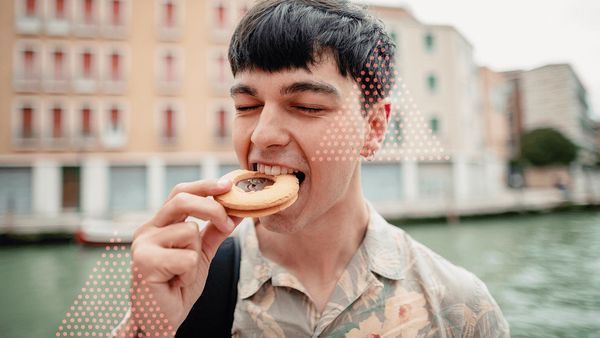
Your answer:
[0,0,249,222]
[368,6,507,210]
[520,64,597,164]
[0,1,512,226]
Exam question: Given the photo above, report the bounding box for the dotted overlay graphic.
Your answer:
[55,236,175,338]
[312,43,449,163]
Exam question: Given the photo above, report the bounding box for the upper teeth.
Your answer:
[256,163,298,176]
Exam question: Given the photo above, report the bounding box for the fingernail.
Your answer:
[227,217,235,231]
[218,178,230,187]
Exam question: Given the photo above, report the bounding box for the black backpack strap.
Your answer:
[175,236,241,338]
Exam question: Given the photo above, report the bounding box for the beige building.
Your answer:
[367,6,507,207]
[0,0,250,221]
[480,67,511,163]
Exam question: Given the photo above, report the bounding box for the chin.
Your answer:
[258,213,305,234]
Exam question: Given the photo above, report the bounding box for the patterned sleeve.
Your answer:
[470,278,510,338]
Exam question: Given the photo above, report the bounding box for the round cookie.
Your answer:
[214,169,299,217]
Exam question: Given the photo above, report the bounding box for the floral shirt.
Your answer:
[231,202,510,338]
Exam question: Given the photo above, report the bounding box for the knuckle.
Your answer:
[184,221,199,235]
[207,199,225,217]
[131,244,149,266]
[132,225,146,241]
[186,250,199,267]
[183,250,199,268]
[173,192,192,207]
[171,182,189,196]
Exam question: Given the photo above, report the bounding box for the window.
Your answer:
[14,41,42,90]
[103,46,128,90]
[26,0,37,17]
[21,105,34,139]
[164,52,174,82]
[430,116,440,134]
[164,0,175,27]
[214,106,230,140]
[83,0,95,24]
[361,164,403,201]
[47,0,71,35]
[109,51,121,81]
[103,102,128,147]
[0,167,33,214]
[164,105,175,139]
[82,50,93,79]
[74,46,98,91]
[427,73,438,93]
[80,105,93,137]
[102,0,129,37]
[418,163,452,199]
[53,49,66,80]
[164,166,200,199]
[218,108,226,138]
[109,166,147,211]
[157,0,181,39]
[51,105,64,138]
[23,48,36,80]
[215,2,226,28]
[424,32,435,53]
[109,105,121,131]
[13,98,40,145]
[54,0,66,19]
[157,101,181,143]
[157,48,182,91]
[110,0,122,25]
[74,0,98,35]
[16,0,42,33]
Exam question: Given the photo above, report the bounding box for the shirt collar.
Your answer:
[236,200,405,300]
[362,200,405,280]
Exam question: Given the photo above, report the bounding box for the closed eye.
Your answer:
[235,105,262,112]
[294,106,323,113]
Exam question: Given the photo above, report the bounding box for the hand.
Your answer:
[116,178,242,337]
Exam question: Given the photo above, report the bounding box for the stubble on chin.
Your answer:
[257,215,305,235]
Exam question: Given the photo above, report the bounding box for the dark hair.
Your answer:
[228,0,396,104]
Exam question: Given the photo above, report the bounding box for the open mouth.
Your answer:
[251,163,306,185]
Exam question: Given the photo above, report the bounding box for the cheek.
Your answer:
[232,118,254,158]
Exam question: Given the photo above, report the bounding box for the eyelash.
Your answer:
[235,106,324,113]
[235,106,260,112]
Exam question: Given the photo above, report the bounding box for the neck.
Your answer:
[255,177,369,282]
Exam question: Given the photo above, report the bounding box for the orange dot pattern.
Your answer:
[312,43,450,163]
[55,235,175,338]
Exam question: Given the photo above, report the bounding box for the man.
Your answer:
[117,0,510,337]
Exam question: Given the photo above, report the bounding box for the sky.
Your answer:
[359,0,600,119]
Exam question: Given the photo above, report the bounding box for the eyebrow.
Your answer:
[230,84,257,97]
[281,81,340,98]
[229,80,340,98]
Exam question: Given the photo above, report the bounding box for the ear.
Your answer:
[360,99,391,158]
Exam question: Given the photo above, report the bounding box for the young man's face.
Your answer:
[230,54,372,233]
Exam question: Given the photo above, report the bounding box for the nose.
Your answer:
[250,103,290,149]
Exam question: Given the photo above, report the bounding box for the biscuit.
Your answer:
[214,169,299,217]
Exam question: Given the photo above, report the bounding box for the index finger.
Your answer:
[166,178,233,202]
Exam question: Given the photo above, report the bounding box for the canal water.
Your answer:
[1,211,599,337]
